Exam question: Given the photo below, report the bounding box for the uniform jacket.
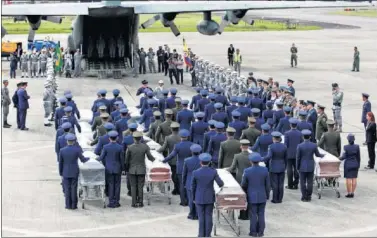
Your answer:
[196,97,210,112]
[2,87,11,106]
[155,119,173,144]
[255,117,265,131]
[248,98,264,112]
[191,166,224,205]
[204,102,216,122]
[158,133,180,165]
[272,109,285,129]
[318,131,341,157]
[190,120,209,147]
[92,98,111,114]
[125,143,155,174]
[276,116,291,134]
[59,145,88,178]
[208,133,227,163]
[110,96,124,110]
[296,140,323,172]
[17,88,30,110]
[139,108,154,130]
[365,122,376,143]
[228,151,251,183]
[147,119,163,141]
[66,100,81,119]
[316,113,328,140]
[136,86,153,96]
[240,127,261,146]
[182,155,201,189]
[94,134,111,155]
[241,165,270,204]
[115,117,130,142]
[297,120,313,132]
[340,144,361,170]
[163,140,194,174]
[263,142,288,173]
[215,95,229,106]
[177,109,194,130]
[361,100,371,124]
[225,104,237,121]
[229,120,247,140]
[190,94,201,110]
[284,129,303,159]
[100,142,125,174]
[60,115,81,133]
[203,130,216,152]
[166,96,176,109]
[251,134,273,157]
[236,106,252,122]
[218,139,241,168]
[307,108,318,137]
[262,109,274,125]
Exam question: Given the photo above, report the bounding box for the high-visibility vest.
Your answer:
[234,53,241,62]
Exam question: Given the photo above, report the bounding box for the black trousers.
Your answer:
[177,69,183,84]
[170,165,179,193]
[191,73,197,87]
[287,159,299,187]
[158,59,164,72]
[164,62,169,75]
[169,69,179,84]
[228,56,233,66]
[367,142,376,168]
[139,63,146,74]
[129,174,145,206]
[270,172,285,202]
[299,172,314,199]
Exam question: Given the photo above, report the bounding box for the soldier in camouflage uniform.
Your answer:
[332,83,343,132]
[147,47,157,73]
[39,49,48,77]
[318,120,341,157]
[20,51,29,78]
[316,104,328,141]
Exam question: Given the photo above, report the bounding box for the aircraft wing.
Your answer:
[1,1,374,16]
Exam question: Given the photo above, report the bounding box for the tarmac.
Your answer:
[2,8,377,237]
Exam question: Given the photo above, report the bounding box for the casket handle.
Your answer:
[224,197,239,201]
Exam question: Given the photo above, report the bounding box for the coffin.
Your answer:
[79,151,105,186]
[78,121,92,134]
[146,150,171,182]
[315,148,341,178]
[214,169,247,210]
[79,109,93,122]
[77,132,95,151]
[147,140,162,151]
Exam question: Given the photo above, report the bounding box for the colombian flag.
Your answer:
[182,38,192,67]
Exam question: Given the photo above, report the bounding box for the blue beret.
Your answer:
[162,89,169,95]
[64,106,73,112]
[266,101,273,107]
[65,93,72,99]
[179,129,190,137]
[147,99,156,105]
[276,101,284,106]
[214,103,223,109]
[362,93,369,98]
[128,123,138,129]
[200,90,208,96]
[120,108,129,113]
[199,153,212,162]
[307,100,316,106]
[104,122,115,130]
[182,100,189,105]
[59,98,67,103]
[108,130,119,137]
[63,90,71,95]
[271,131,282,137]
[261,123,271,131]
[190,144,202,153]
[237,97,246,103]
[283,106,291,112]
[113,89,120,95]
[61,122,72,129]
[299,110,308,116]
[215,87,222,93]
[98,89,107,95]
[209,94,216,100]
[119,104,126,109]
[208,120,216,126]
[196,112,205,118]
[347,133,355,142]
[249,152,262,162]
[302,129,312,136]
[251,108,261,114]
[147,91,154,97]
[215,122,225,129]
[230,96,238,102]
[65,133,76,141]
[289,118,299,124]
[195,87,202,93]
[232,110,241,117]
[170,88,177,94]
[114,101,122,105]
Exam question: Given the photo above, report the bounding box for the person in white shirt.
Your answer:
[154,80,165,99]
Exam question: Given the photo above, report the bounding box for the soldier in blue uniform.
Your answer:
[273,101,285,129]
[92,89,111,114]
[177,100,194,130]
[159,89,169,113]
[204,94,217,122]
[248,89,264,113]
[100,131,124,208]
[228,110,247,140]
[226,96,238,121]
[110,101,123,121]
[163,129,195,206]
[246,89,254,106]
[190,112,208,147]
[137,89,149,109]
[306,100,318,142]
[94,123,115,155]
[284,118,302,189]
[166,88,178,109]
[182,144,202,220]
[110,89,124,111]
[211,103,228,126]
[136,80,153,96]
[215,87,229,106]
[55,117,71,143]
[296,129,325,202]
[208,122,227,168]
[55,98,68,130]
[297,110,313,132]
[203,120,217,152]
[55,122,73,161]
[191,153,224,237]
[65,93,81,120]
[263,131,287,203]
[276,106,292,134]
[196,90,210,112]
[59,133,89,209]
[140,91,155,115]
[190,87,202,110]
[61,106,81,133]
[139,99,156,132]
[241,153,270,237]
[251,124,273,158]
[287,79,295,97]
[251,108,264,131]
[236,97,252,122]
[16,82,30,130]
[262,101,274,127]
[115,108,130,143]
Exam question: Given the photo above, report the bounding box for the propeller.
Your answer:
[140,14,161,29]
[28,26,36,43]
[2,25,7,38]
[217,10,255,35]
[140,13,180,37]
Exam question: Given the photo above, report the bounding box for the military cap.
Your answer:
[215,122,225,129]
[215,87,222,93]
[114,101,123,106]
[133,131,143,138]
[230,96,238,103]
[209,94,216,100]
[190,144,202,153]
[287,79,294,83]
[153,110,162,117]
[249,152,263,162]
[63,93,72,99]
[175,97,182,103]
[147,91,154,97]
[298,110,308,116]
[158,80,164,84]
[196,112,205,118]
[257,79,262,82]
[302,129,312,136]
[301,101,308,106]
[271,131,282,137]
[240,139,250,145]
[147,99,156,105]
[179,129,190,137]
[326,119,335,125]
[170,88,177,94]
[16,81,24,86]
[103,122,114,130]
[171,122,180,128]
[208,120,216,126]
[65,133,76,141]
[165,109,173,115]
[266,101,273,107]
[61,122,72,129]
[59,98,67,103]
[112,89,120,95]
[247,88,253,94]
[195,87,202,93]
[120,108,129,114]
[289,118,299,124]
[232,110,241,117]
[199,153,212,162]
[3,79,8,83]
[249,72,253,76]
[64,106,73,112]
[248,117,256,123]
[237,97,246,104]
[317,104,325,110]
[276,101,284,106]
[362,93,369,98]
[283,106,291,112]
[214,103,223,109]
[162,89,169,95]
[261,123,271,131]
[332,83,338,88]
[142,80,148,85]
[108,130,119,137]
[251,108,261,114]
[128,123,138,129]
[200,90,208,96]
[226,127,236,133]
[180,99,188,105]
[99,105,107,110]
[347,133,355,142]
[307,100,316,106]
[98,89,107,95]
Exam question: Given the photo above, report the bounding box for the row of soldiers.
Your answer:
[17,48,54,78]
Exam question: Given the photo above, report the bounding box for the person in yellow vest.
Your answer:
[233,49,242,75]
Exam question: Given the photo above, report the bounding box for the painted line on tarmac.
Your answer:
[2,226,73,237]
[323,225,377,236]
[2,144,54,155]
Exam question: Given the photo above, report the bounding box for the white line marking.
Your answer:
[2,144,54,155]
[2,226,73,237]
[323,225,377,236]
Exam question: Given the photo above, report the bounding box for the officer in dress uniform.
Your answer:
[136,80,153,96]
[332,83,343,132]
[190,88,202,110]
[125,131,156,207]
[248,89,264,113]
[177,100,194,130]
[65,94,81,120]
[163,129,195,206]
[218,127,241,169]
[55,122,73,161]
[190,112,208,147]
[59,133,89,209]
[229,110,247,140]
[94,122,114,154]
[284,118,302,190]
[147,111,163,141]
[17,82,30,130]
[236,97,252,122]
[155,109,174,145]
[166,88,178,109]
[263,101,274,127]
[208,122,227,168]
[215,87,229,106]
[92,89,111,115]
[251,108,264,131]
[241,153,270,237]
[287,79,295,97]
[140,91,155,115]
[263,131,287,203]
[183,144,202,220]
[100,131,124,208]
[111,101,123,121]
[203,120,217,152]
[296,130,325,202]
[273,101,285,129]
[158,89,169,113]
[55,98,68,130]
[172,98,183,122]
[316,104,328,141]
[60,106,81,133]
[115,108,130,143]
[361,93,371,144]
[204,94,217,122]
[240,117,261,146]
[191,153,224,237]
[158,122,181,194]
[110,89,124,111]
[251,124,273,158]
[226,96,238,121]
[276,106,292,134]
[306,100,318,142]
[297,110,313,132]
[139,99,156,133]
[196,90,210,112]
[212,103,228,126]
[318,120,341,157]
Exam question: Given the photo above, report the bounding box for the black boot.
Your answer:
[4,121,12,127]
[3,122,11,128]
